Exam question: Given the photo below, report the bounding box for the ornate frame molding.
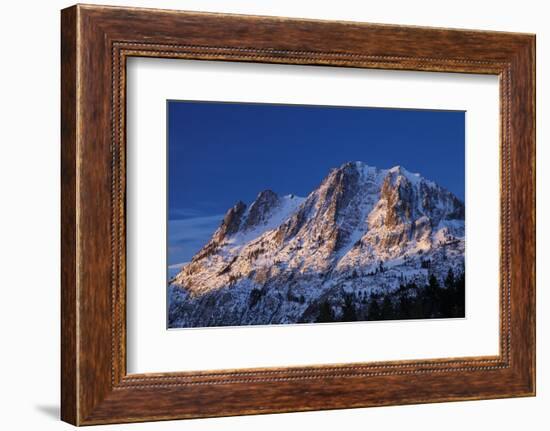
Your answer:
[61,5,535,425]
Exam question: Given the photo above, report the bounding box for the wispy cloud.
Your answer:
[169,202,227,220]
[168,262,188,269]
[169,207,205,220]
[168,214,224,264]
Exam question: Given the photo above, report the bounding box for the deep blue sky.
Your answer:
[167,101,464,265]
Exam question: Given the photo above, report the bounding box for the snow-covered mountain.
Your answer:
[169,161,465,328]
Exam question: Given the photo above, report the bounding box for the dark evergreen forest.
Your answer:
[315,269,465,323]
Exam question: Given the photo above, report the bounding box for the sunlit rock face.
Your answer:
[169,161,465,328]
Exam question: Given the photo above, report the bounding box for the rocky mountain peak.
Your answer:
[381,170,415,227]
[171,162,465,327]
[243,189,281,231]
[213,200,247,242]
[320,162,361,217]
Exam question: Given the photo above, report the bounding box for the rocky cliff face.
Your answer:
[169,161,465,328]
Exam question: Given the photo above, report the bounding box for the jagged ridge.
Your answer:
[169,161,465,328]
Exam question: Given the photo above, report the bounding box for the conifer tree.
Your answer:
[444,268,455,289]
[381,296,394,320]
[317,300,334,323]
[342,294,357,321]
[367,295,381,321]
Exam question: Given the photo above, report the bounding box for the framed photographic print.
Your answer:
[61,4,535,425]
[165,101,467,329]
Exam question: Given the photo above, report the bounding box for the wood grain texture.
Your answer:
[60,5,78,425]
[60,4,536,425]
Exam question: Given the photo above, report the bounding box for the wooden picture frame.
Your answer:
[61,4,535,425]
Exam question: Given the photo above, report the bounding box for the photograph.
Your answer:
[167,101,466,328]
[52,3,537,426]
